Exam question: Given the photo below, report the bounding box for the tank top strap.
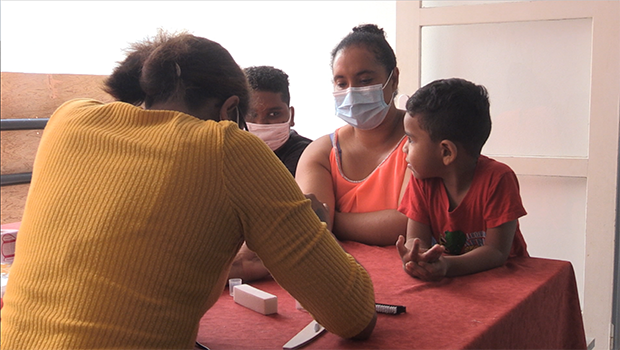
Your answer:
[330,128,343,164]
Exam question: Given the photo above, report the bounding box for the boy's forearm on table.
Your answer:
[404,219,433,248]
[443,245,507,277]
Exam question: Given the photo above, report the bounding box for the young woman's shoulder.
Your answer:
[302,133,333,159]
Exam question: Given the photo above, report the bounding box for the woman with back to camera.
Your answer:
[0,30,376,350]
[296,24,411,246]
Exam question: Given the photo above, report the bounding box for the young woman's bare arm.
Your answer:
[295,135,336,230]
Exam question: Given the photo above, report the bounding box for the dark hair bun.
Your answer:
[352,24,386,37]
[104,50,149,105]
[331,23,396,73]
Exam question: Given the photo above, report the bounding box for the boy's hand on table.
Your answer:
[405,252,447,281]
[396,236,446,281]
[396,235,419,265]
[419,243,444,262]
[396,236,442,263]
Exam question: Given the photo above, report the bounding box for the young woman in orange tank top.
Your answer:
[296,24,411,246]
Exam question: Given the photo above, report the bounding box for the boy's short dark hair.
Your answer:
[406,78,491,157]
[243,66,291,105]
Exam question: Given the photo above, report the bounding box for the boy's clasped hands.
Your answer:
[396,236,446,281]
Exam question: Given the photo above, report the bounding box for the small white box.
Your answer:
[1,229,18,265]
[233,284,278,315]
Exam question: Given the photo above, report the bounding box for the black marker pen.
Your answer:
[375,303,406,315]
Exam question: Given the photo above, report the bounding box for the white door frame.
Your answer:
[395,1,620,347]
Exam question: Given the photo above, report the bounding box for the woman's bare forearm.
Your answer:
[333,210,408,246]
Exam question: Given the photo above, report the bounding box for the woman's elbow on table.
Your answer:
[350,312,377,340]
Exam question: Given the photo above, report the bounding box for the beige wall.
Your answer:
[0,72,113,224]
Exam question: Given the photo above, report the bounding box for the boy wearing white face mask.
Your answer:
[244,66,312,177]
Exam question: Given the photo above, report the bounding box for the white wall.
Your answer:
[0,0,397,141]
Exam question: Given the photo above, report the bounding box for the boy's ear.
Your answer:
[440,140,458,166]
[289,106,295,127]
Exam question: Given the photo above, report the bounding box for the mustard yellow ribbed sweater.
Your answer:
[1,99,375,349]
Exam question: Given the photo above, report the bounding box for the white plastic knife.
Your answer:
[283,320,326,349]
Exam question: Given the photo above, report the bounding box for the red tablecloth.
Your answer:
[196,241,586,350]
[0,222,586,349]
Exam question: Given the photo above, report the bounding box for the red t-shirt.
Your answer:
[398,155,528,257]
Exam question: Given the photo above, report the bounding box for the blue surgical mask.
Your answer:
[333,70,394,130]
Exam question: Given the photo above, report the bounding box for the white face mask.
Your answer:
[333,70,394,130]
[246,118,291,151]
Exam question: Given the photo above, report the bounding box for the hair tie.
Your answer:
[175,63,182,77]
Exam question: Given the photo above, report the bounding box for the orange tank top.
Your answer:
[329,128,408,213]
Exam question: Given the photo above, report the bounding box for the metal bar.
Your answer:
[1,118,49,130]
[0,173,32,186]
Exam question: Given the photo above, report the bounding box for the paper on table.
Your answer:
[283,320,325,349]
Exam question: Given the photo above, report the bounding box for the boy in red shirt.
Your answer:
[396,78,528,281]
